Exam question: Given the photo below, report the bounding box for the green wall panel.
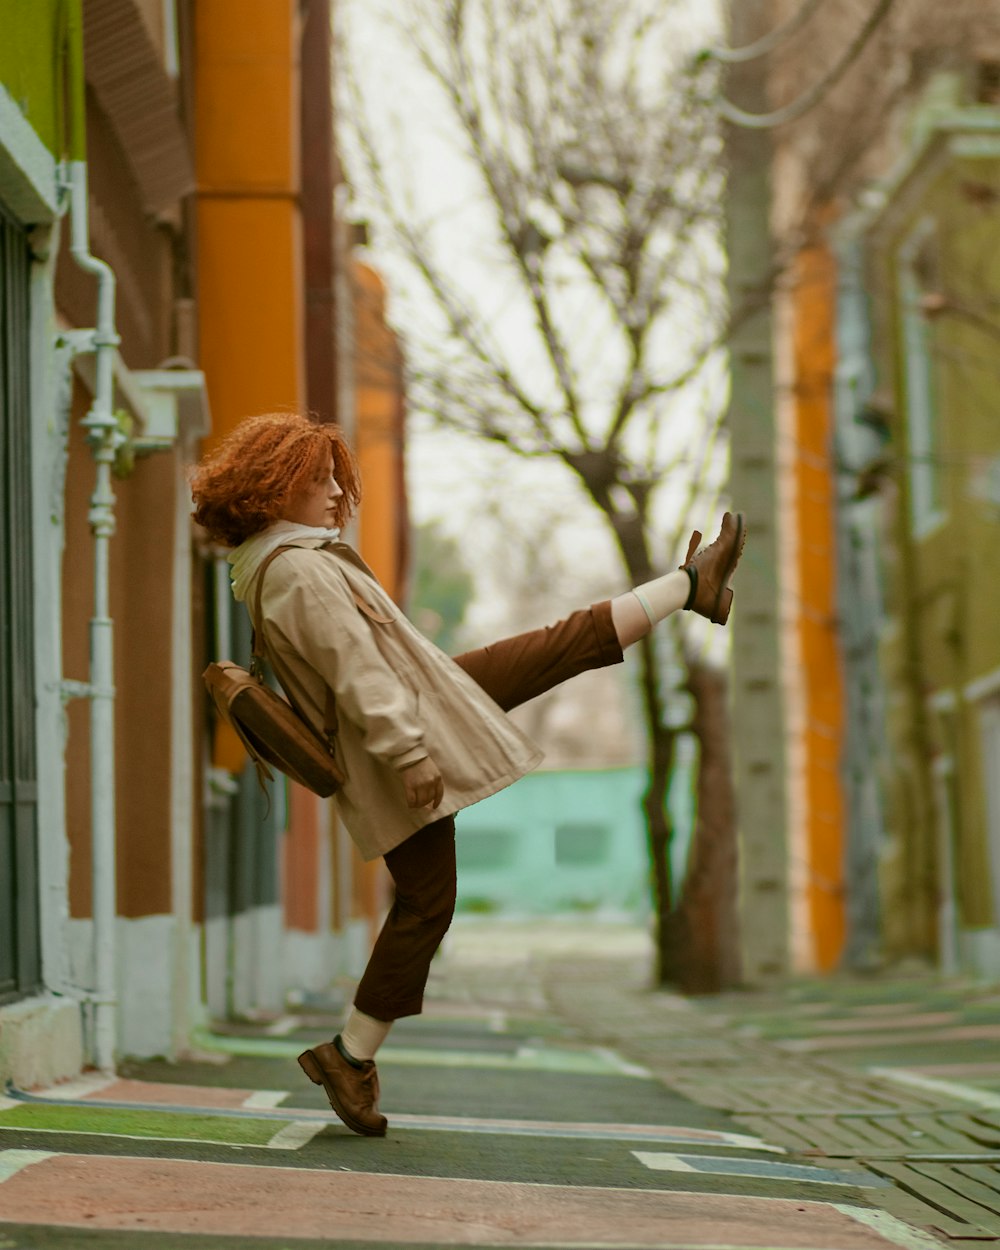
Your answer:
[0,0,67,157]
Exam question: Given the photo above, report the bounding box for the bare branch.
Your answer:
[339,0,729,520]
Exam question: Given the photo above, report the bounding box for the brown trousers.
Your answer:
[353,600,624,1021]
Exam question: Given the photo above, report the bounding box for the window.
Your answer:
[457,829,517,871]
[979,699,1000,930]
[554,823,610,867]
[897,216,946,538]
[0,203,40,1003]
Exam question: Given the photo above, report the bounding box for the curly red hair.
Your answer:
[191,413,362,547]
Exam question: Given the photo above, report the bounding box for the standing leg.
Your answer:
[298,815,456,1138]
[352,814,457,1021]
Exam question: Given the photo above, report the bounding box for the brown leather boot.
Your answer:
[680,511,747,625]
[298,1036,387,1136]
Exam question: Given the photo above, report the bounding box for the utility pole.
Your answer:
[723,0,789,982]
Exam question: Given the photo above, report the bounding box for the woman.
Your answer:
[191,412,745,1137]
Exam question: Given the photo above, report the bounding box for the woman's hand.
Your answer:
[400,756,444,810]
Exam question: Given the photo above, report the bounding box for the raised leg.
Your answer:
[452,600,624,712]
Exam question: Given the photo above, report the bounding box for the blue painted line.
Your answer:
[633,1152,889,1187]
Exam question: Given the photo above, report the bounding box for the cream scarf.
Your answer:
[227,520,341,603]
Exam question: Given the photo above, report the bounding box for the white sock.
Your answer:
[611,570,691,649]
[340,1008,393,1061]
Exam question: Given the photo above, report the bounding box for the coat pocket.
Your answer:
[350,591,396,625]
[417,685,523,793]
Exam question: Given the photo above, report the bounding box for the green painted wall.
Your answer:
[454,763,695,917]
[0,0,68,157]
[878,139,1000,935]
[931,153,1000,929]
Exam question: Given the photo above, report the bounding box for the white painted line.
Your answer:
[703,1131,787,1154]
[33,1073,117,1101]
[266,1120,326,1150]
[631,1153,699,1173]
[242,1090,289,1110]
[384,1114,786,1149]
[0,1149,58,1184]
[262,1016,300,1037]
[835,1203,950,1250]
[0,1125,277,1149]
[868,1065,1000,1110]
[591,1045,653,1078]
[633,1152,882,1187]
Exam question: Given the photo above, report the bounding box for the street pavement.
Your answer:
[0,918,997,1248]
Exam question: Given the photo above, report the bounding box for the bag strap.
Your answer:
[251,545,338,745]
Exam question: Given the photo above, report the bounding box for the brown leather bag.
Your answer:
[203,546,345,797]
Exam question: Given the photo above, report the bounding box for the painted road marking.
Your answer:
[189,1027,642,1075]
[591,1045,652,1078]
[9,1088,784,1150]
[0,1123,321,1151]
[32,1077,253,1110]
[0,1151,916,1247]
[0,1103,323,1151]
[0,1125,310,1149]
[385,1117,784,1151]
[632,1153,885,1188]
[262,1015,300,1036]
[33,1073,116,1101]
[241,1089,289,1110]
[266,1120,327,1149]
[0,1150,55,1184]
[835,1204,957,1250]
[868,1065,1000,1110]
[784,1024,1000,1052]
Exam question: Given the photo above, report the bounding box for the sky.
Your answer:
[336,0,727,638]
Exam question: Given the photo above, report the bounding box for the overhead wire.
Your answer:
[713,0,898,130]
[700,0,826,65]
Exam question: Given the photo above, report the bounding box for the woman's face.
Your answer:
[281,454,343,528]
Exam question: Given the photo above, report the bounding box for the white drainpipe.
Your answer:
[58,0,122,1074]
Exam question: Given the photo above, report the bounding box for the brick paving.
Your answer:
[515,926,1000,1241]
[1,918,996,1247]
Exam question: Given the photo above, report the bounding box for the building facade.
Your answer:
[749,0,1000,975]
[0,0,407,1087]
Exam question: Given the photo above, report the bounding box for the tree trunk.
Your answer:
[596,498,681,986]
[667,659,741,993]
[636,633,678,984]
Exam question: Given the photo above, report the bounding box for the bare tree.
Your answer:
[339,0,737,985]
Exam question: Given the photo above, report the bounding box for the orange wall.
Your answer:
[196,200,305,441]
[194,10,408,946]
[792,242,847,970]
[352,261,408,932]
[353,261,407,600]
[194,0,322,932]
[194,0,304,445]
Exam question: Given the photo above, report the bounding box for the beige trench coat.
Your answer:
[248,538,543,861]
